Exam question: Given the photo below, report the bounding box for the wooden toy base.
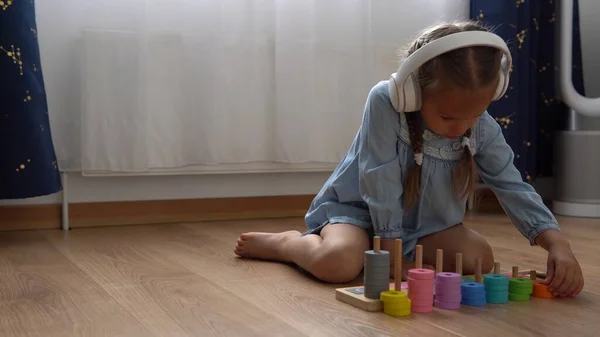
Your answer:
[335,282,408,312]
[335,286,383,312]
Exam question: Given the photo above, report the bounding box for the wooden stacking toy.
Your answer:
[380,239,412,317]
[531,270,554,298]
[380,290,411,317]
[433,249,462,310]
[335,237,401,312]
[335,240,553,314]
[380,288,411,317]
[460,257,486,307]
[407,245,435,313]
[363,237,390,299]
[508,266,533,301]
[483,261,509,304]
[475,257,483,283]
[394,239,403,292]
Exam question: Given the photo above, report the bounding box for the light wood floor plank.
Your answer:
[0,231,153,337]
[43,225,305,337]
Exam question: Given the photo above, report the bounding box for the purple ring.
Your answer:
[435,292,462,303]
[435,299,461,310]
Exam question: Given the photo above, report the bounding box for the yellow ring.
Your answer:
[380,290,408,302]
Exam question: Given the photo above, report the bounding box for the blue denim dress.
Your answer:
[0,0,62,199]
[304,81,559,258]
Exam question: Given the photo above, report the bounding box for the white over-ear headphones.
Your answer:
[388,31,512,113]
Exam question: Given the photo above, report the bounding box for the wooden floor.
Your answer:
[1,214,599,337]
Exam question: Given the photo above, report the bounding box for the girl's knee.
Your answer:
[310,223,370,283]
[480,241,494,273]
[311,242,365,283]
[418,224,494,274]
[463,239,494,274]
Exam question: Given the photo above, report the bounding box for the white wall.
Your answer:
[0,1,471,206]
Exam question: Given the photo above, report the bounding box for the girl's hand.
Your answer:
[541,242,584,297]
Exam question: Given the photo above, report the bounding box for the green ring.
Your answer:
[508,292,530,301]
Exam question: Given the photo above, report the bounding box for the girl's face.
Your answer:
[420,82,498,139]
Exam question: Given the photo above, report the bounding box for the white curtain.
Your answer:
[36,0,468,173]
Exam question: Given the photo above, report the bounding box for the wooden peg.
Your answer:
[475,257,482,283]
[512,266,519,278]
[436,249,443,274]
[455,253,463,275]
[530,269,537,281]
[395,239,403,291]
[373,236,380,253]
[494,261,501,274]
[415,245,423,269]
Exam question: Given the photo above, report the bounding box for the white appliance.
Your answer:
[553,0,600,217]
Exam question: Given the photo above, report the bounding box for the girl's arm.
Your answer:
[357,82,405,240]
[473,112,559,244]
[474,112,583,297]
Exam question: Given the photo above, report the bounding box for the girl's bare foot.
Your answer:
[234,230,302,262]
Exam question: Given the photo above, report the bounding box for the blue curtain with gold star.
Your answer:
[0,0,62,199]
[471,0,586,181]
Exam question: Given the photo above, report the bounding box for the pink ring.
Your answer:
[408,268,435,280]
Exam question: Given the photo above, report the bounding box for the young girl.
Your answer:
[235,21,584,298]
